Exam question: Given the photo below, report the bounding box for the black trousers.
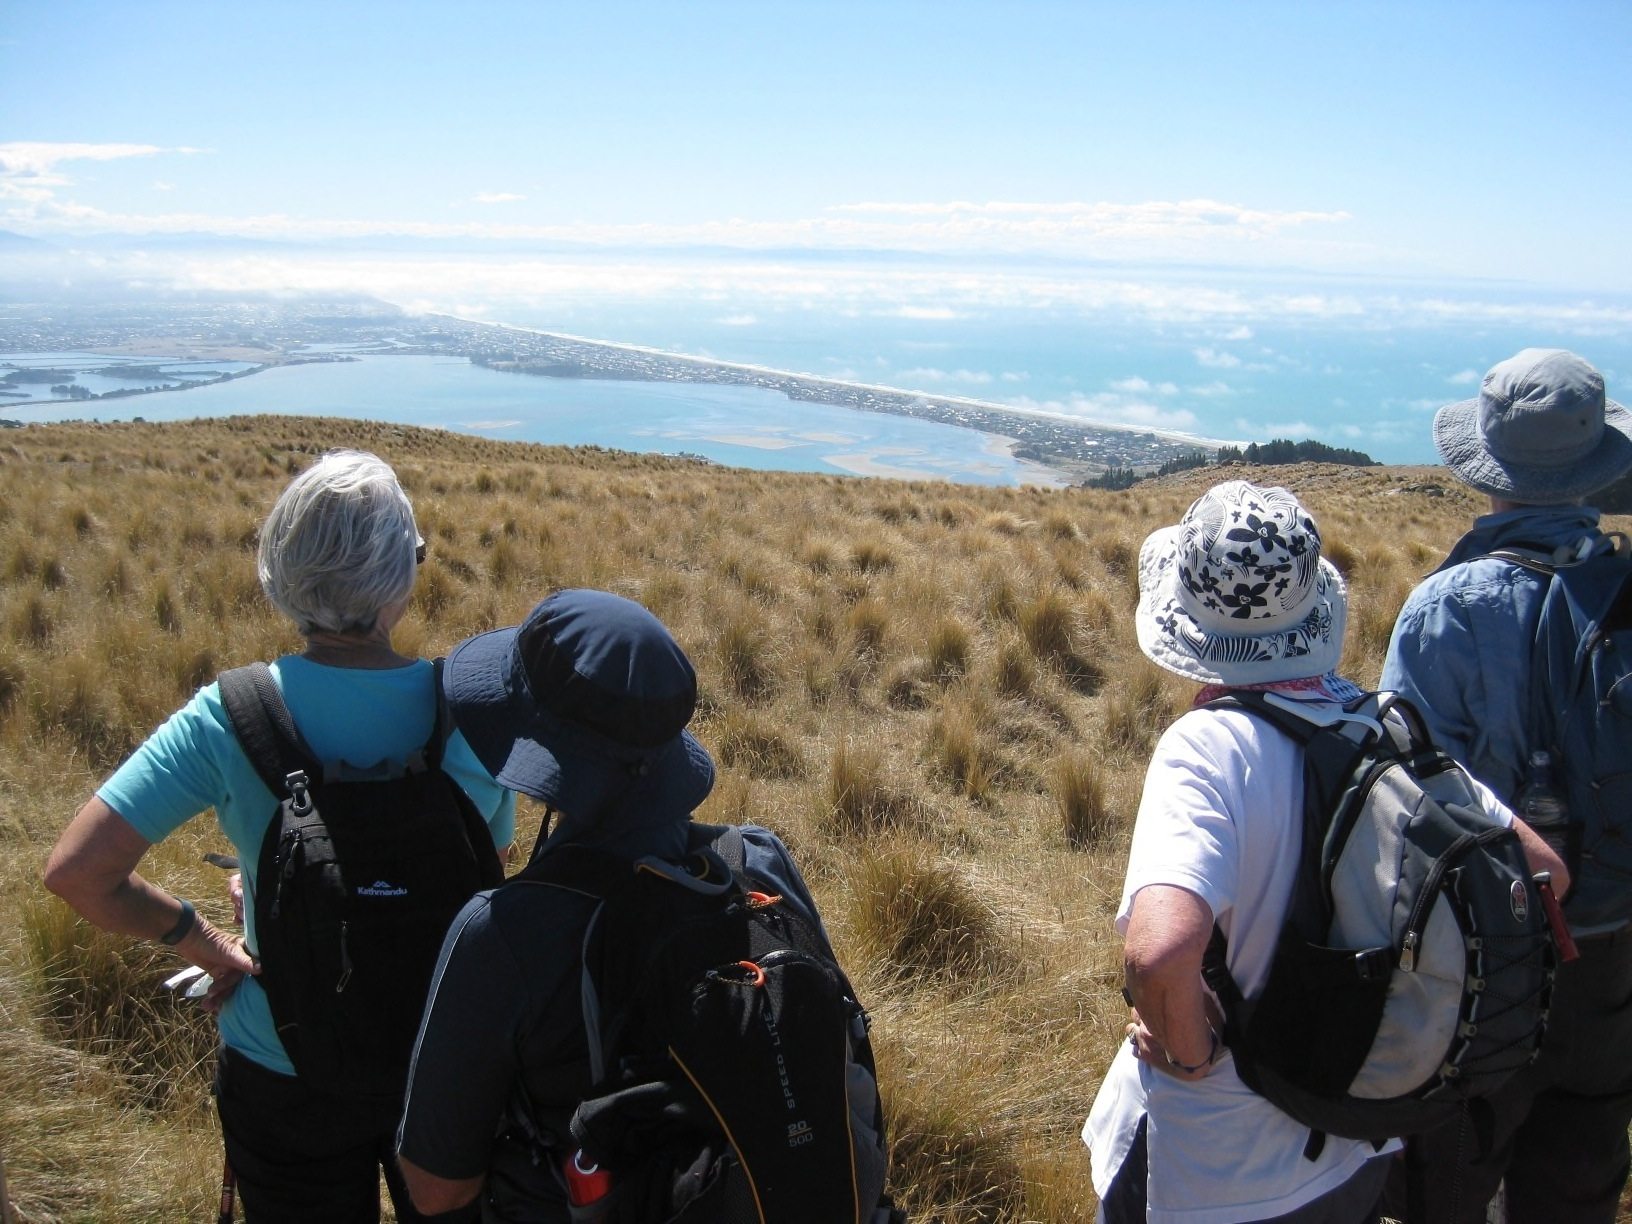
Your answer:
[215,1045,475,1224]
[1388,926,1632,1224]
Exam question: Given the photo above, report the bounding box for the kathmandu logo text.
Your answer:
[357,880,409,897]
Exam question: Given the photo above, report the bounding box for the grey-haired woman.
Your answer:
[45,449,515,1223]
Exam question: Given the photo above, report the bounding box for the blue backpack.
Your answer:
[1492,533,1632,929]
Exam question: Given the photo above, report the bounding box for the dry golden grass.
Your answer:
[2,417,1616,1222]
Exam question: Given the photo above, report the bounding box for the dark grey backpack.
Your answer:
[1489,533,1632,929]
[1200,691,1555,1156]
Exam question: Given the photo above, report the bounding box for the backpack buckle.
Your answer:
[1354,947,1391,983]
[286,770,313,815]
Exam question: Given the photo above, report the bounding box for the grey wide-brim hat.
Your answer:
[1135,480,1348,686]
[443,589,715,818]
[1434,348,1632,503]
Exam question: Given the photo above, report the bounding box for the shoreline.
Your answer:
[442,314,1241,455]
[431,315,1225,479]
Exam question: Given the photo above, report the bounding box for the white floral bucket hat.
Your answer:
[1135,480,1348,685]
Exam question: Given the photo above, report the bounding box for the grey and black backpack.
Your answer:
[219,661,503,1101]
[1200,690,1555,1156]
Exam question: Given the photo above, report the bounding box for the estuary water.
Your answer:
[0,351,1064,487]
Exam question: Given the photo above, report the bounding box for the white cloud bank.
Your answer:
[1011,390,1203,436]
[0,142,205,203]
[1,148,1364,270]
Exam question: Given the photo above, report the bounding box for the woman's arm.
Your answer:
[1122,883,1220,1080]
[44,796,257,979]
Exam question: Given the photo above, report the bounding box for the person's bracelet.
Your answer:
[159,898,197,946]
[1164,1023,1220,1074]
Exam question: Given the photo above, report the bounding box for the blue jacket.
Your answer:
[1381,505,1607,803]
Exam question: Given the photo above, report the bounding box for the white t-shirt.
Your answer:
[1083,697,1515,1221]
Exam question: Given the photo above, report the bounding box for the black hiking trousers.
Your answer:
[216,1045,477,1224]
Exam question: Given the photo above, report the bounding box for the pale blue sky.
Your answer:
[4,0,1630,289]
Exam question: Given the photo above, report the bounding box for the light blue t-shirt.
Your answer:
[98,656,516,1076]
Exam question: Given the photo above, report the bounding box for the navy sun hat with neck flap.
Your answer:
[441,589,715,819]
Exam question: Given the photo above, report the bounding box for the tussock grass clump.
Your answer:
[715,613,778,702]
[715,707,805,780]
[39,555,68,591]
[1323,536,1358,578]
[1101,662,1179,758]
[413,560,464,620]
[821,741,919,837]
[36,655,139,770]
[1018,589,1077,663]
[0,654,19,717]
[1406,539,1439,569]
[928,704,1008,805]
[850,536,896,574]
[1041,510,1080,541]
[1053,749,1113,849]
[1347,575,1414,681]
[847,597,890,656]
[800,538,838,575]
[883,659,934,710]
[153,581,182,635]
[980,565,1018,624]
[983,510,1028,536]
[12,593,54,645]
[885,1095,1029,1222]
[925,617,971,681]
[1095,534,1138,580]
[847,845,1004,981]
[990,634,1038,699]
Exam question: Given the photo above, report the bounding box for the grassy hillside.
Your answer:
[0,415,1579,1221]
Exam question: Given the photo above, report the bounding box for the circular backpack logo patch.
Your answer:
[1511,880,1531,923]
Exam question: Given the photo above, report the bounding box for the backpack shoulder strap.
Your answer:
[1485,530,1627,575]
[698,822,746,875]
[420,657,458,772]
[1204,689,1321,745]
[218,662,322,796]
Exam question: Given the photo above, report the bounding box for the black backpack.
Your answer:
[219,661,503,1099]
[1199,691,1555,1156]
[1488,533,1632,929]
[512,823,900,1224]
